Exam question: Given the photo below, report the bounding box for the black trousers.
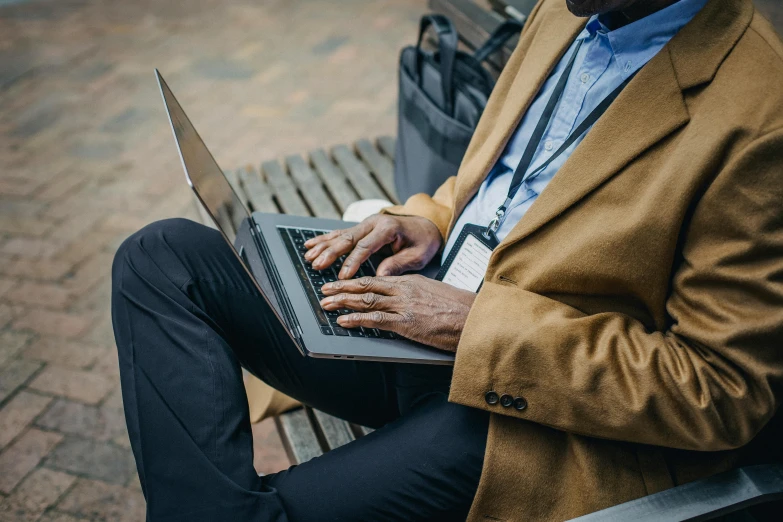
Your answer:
[111,218,489,522]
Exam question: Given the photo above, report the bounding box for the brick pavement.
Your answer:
[0,0,423,519]
[1,0,781,520]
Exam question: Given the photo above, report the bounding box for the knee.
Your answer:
[112,218,214,293]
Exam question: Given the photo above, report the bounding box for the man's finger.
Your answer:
[319,292,394,312]
[304,222,371,263]
[375,248,426,277]
[302,230,333,249]
[336,311,400,331]
[338,229,394,279]
[321,276,399,296]
[310,229,363,269]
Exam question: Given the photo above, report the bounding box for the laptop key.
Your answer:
[365,328,380,338]
[302,230,316,239]
[320,326,333,335]
[379,330,396,339]
[349,329,365,337]
[332,327,350,336]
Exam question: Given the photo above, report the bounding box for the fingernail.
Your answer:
[322,283,332,291]
[338,268,348,279]
[319,297,330,307]
[304,251,314,260]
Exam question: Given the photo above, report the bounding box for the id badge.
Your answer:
[436,224,499,293]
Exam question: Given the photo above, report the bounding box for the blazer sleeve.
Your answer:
[381,176,457,241]
[448,129,783,452]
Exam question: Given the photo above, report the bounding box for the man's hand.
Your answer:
[304,215,442,279]
[320,275,476,352]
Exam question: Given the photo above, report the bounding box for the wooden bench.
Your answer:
[192,137,396,464]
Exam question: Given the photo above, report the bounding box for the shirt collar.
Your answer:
[577,0,709,79]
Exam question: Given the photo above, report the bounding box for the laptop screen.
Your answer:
[156,71,249,245]
[156,70,296,343]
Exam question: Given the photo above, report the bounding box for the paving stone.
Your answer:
[22,337,105,369]
[35,398,127,442]
[36,511,83,522]
[0,257,73,281]
[4,282,72,309]
[0,238,59,259]
[56,479,145,522]
[12,309,93,339]
[0,216,55,238]
[0,304,13,330]
[190,56,257,80]
[0,277,15,298]
[61,251,113,297]
[89,346,119,381]
[0,468,76,522]
[0,358,42,404]
[28,366,114,405]
[0,428,62,494]
[44,437,136,485]
[0,390,52,450]
[0,330,33,368]
[34,170,89,203]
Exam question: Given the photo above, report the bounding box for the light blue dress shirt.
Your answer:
[443,0,708,260]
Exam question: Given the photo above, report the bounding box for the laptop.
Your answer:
[156,70,454,365]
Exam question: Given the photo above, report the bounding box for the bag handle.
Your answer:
[416,14,458,115]
[473,20,524,63]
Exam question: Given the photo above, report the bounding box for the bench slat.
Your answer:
[285,155,341,220]
[261,160,311,216]
[376,135,396,161]
[331,145,387,201]
[274,408,324,464]
[354,139,398,204]
[309,148,360,213]
[224,169,248,229]
[312,410,355,450]
[237,166,278,214]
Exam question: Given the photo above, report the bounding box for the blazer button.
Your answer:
[500,394,513,407]
[485,391,500,405]
[513,397,528,411]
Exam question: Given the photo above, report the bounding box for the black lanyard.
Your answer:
[484,40,636,237]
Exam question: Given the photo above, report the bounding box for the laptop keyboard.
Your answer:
[279,227,398,339]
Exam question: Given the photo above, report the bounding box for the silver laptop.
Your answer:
[156,70,454,365]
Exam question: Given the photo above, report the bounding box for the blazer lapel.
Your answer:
[495,49,689,252]
[491,0,753,254]
[449,5,586,233]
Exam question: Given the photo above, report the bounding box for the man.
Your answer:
[112,0,783,519]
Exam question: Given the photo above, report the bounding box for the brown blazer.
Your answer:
[384,0,783,519]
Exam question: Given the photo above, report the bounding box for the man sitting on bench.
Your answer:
[112,0,783,520]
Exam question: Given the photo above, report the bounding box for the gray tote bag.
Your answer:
[394,15,523,201]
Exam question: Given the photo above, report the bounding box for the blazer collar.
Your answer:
[449,0,754,252]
